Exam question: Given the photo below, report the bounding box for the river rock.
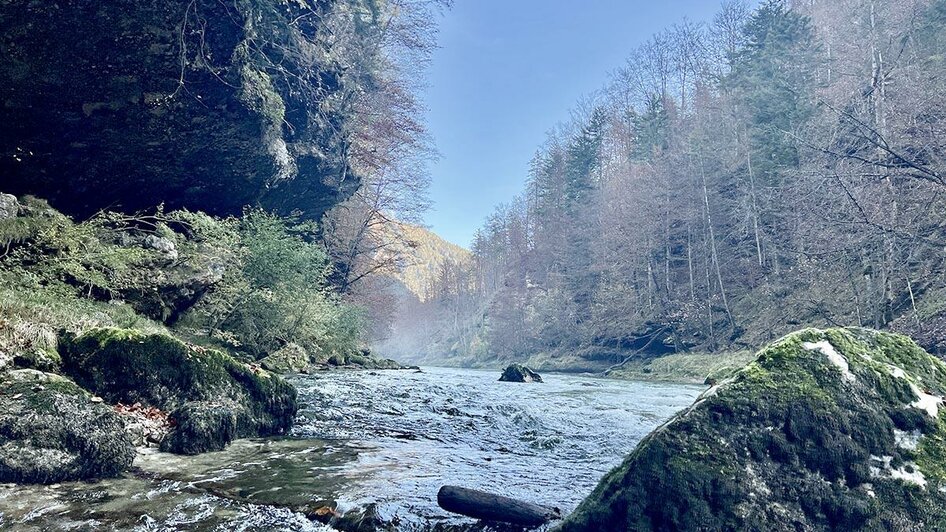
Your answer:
[499,364,543,383]
[0,370,135,483]
[59,327,297,454]
[159,401,238,455]
[558,328,946,531]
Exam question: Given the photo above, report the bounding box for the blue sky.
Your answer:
[420,0,730,247]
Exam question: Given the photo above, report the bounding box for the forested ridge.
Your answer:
[386,0,946,371]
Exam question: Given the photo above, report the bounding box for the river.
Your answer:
[0,367,702,531]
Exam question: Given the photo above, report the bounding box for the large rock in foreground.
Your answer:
[0,370,135,483]
[60,328,297,455]
[559,328,946,531]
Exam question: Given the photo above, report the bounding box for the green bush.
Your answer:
[0,200,364,368]
[181,210,364,360]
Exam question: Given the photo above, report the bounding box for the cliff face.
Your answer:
[382,223,470,302]
[560,328,946,531]
[0,0,357,219]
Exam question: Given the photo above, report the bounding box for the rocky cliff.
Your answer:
[0,0,357,219]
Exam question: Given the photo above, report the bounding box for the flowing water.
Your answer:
[0,367,702,531]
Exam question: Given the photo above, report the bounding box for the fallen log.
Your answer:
[437,485,561,527]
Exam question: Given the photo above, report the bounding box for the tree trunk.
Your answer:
[437,485,561,526]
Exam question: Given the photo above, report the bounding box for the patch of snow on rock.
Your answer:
[870,455,928,489]
[909,383,943,418]
[891,464,928,489]
[894,429,922,451]
[886,364,906,379]
[803,341,854,383]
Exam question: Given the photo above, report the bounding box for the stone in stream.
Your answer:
[0,369,135,483]
[259,342,311,373]
[159,401,238,455]
[499,364,543,383]
[558,328,946,531]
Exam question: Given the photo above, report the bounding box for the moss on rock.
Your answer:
[0,369,135,483]
[558,328,946,531]
[59,327,297,453]
[260,343,310,373]
[11,347,61,373]
[159,401,238,455]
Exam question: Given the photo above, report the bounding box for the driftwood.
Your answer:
[437,485,562,527]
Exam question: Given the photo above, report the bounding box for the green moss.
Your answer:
[159,401,238,455]
[559,328,946,531]
[12,347,61,372]
[0,370,135,483]
[60,327,297,444]
[260,343,310,373]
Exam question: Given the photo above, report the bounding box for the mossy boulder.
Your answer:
[11,347,62,373]
[159,401,238,455]
[60,327,297,453]
[0,369,135,483]
[499,364,543,383]
[319,349,407,370]
[559,328,946,531]
[260,343,310,373]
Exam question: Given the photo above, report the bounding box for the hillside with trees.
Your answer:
[386,0,946,373]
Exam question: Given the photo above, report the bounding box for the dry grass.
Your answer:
[0,282,165,370]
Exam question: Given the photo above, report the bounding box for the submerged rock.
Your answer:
[499,364,543,383]
[60,328,297,454]
[558,328,946,531]
[0,370,135,483]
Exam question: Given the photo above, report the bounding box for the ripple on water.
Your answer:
[0,367,701,530]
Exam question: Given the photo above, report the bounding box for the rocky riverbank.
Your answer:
[0,192,412,484]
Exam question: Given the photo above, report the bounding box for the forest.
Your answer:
[6,0,946,530]
[385,0,946,374]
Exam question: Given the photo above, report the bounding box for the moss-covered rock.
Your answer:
[559,328,946,531]
[0,369,135,483]
[159,401,238,455]
[260,343,310,373]
[318,349,409,370]
[60,327,297,453]
[11,347,62,373]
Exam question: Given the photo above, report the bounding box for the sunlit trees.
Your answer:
[408,0,946,366]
